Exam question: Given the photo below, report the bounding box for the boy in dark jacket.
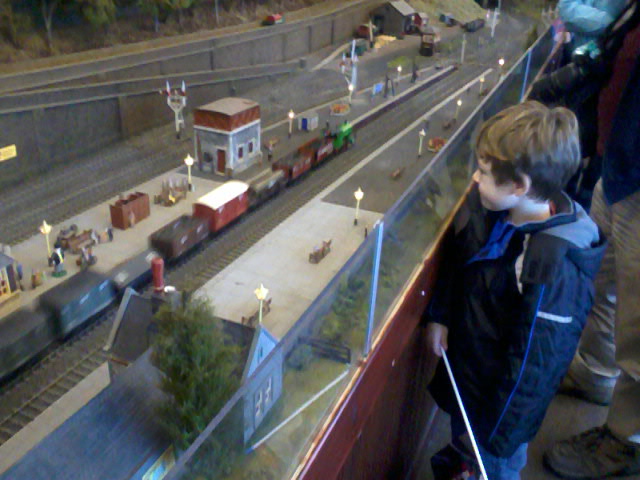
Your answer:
[425,101,606,480]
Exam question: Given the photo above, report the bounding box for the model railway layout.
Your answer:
[0,63,487,447]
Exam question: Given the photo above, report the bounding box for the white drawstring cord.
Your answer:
[441,349,490,480]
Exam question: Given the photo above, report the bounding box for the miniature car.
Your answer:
[355,23,378,39]
[344,38,368,57]
[262,13,284,26]
[427,137,447,153]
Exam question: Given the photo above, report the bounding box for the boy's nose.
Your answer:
[472,169,480,183]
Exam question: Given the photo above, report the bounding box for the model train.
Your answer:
[0,122,355,383]
[0,250,159,382]
[151,121,354,260]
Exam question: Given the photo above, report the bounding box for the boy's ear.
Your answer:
[513,174,532,197]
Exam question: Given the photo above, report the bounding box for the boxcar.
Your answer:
[109,248,160,293]
[0,307,54,381]
[149,215,208,261]
[193,180,250,233]
[248,169,286,207]
[272,149,313,181]
[39,271,117,338]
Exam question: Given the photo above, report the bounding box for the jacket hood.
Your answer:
[521,193,606,280]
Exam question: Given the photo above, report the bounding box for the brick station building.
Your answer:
[193,97,262,177]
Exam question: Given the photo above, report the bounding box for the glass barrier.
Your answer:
[165,25,559,480]
[166,229,380,480]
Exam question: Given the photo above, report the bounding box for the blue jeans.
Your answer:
[451,416,528,480]
[477,442,528,480]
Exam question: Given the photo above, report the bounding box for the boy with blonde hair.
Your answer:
[425,101,606,480]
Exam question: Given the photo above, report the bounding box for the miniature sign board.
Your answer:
[0,144,17,162]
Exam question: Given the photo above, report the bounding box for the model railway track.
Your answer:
[0,64,486,449]
[0,311,114,445]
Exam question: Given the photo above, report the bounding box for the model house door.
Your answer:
[217,149,226,174]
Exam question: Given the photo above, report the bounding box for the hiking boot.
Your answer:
[558,368,614,406]
[544,425,640,479]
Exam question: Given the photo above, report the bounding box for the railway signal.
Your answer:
[161,81,187,139]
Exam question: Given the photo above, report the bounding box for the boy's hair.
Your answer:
[475,100,581,200]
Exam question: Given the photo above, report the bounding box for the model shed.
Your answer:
[372,1,416,36]
[194,97,261,177]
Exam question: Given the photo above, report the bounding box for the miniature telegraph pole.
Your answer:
[161,81,187,139]
[460,34,467,64]
[454,99,462,123]
[353,187,364,226]
[418,129,426,157]
[184,154,194,191]
[288,110,295,138]
[255,283,269,325]
[39,220,52,258]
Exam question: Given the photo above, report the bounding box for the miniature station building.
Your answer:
[372,1,416,36]
[193,97,262,177]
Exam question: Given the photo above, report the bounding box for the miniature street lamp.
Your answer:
[184,154,194,192]
[348,83,354,104]
[479,76,486,96]
[396,65,402,82]
[39,220,52,257]
[498,57,505,79]
[353,187,364,226]
[254,283,269,325]
[288,109,295,138]
[418,129,426,157]
[454,99,462,122]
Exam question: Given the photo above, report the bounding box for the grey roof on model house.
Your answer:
[1,350,168,480]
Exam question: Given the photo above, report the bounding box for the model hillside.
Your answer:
[409,0,487,24]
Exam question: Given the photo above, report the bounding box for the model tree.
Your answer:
[151,295,240,451]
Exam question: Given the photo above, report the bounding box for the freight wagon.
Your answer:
[193,181,250,233]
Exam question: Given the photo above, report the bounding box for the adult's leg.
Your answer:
[562,181,619,404]
[606,187,640,443]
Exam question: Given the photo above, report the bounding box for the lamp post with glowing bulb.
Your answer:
[354,187,364,226]
[39,220,52,258]
[454,99,462,122]
[479,76,485,96]
[418,129,426,157]
[288,109,295,138]
[184,154,194,191]
[254,283,269,326]
[396,65,402,82]
[498,57,505,80]
[348,83,354,104]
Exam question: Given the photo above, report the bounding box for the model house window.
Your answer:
[265,377,273,405]
[255,390,263,420]
[248,140,254,154]
[238,146,244,159]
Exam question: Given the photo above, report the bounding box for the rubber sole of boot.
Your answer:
[543,453,640,480]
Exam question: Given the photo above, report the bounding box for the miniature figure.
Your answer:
[309,240,332,264]
[49,247,67,277]
[76,246,98,270]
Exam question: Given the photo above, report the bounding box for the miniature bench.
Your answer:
[390,167,405,180]
[309,239,332,264]
[154,179,189,207]
[65,229,95,254]
[241,298,272,328]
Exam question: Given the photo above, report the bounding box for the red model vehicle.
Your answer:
[193,180,249,233]
[262,13,285,26]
